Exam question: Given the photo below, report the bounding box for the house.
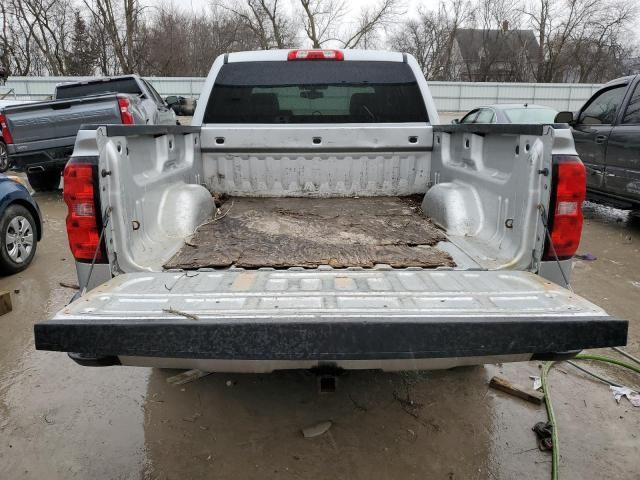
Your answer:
[452,25,540,82]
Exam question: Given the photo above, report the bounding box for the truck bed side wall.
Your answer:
[426,125,552,270]
[96,126,209,272]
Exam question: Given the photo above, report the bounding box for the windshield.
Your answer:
[503,107,557,123]
[56,78,143,99]
[204,61,428,124]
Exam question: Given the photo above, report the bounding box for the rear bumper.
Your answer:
[35,315,627,362]
[8,146,72,172]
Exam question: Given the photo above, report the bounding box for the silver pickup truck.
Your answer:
[34,50,626,372]
[0,75,175,191]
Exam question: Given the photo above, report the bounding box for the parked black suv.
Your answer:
[556,75,640,210]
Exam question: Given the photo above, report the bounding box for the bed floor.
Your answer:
[164,196,455,269]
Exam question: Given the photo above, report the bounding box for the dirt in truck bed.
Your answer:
[164,196,455,269]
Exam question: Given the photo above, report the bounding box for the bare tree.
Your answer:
[524,0,637,82]
[439,0,475,80]
[0,3,18,75]
[142,4,260,77]
[4,2,40,75]
[0,4,11,73]
[87,13,118,75]
[83,0,146,73]
[390,0,638,82]
[222,0,295,49]
[298,0,347,48]
[340,0,402,49]
[389,5,454,79]
[19,0,71,75]
[390,0,473,80]
[569,1,636,81]
[4,0,75,75]
[529,0,550,81]
[298,0,402,49]
[475,0,522,30]
[1,0,637,82]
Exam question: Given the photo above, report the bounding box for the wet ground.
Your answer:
[0,192,639,480]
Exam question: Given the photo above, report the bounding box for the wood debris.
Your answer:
[162,307,200,321]
[489,375,545,405]
[166,369,212,385]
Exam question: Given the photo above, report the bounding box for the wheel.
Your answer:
[26,170,61,192]
[0,204,38,274]
[0,141,9,173]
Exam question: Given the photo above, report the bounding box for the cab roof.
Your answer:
[226,49,405,63]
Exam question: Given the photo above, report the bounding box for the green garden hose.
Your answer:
[575,354,640,373]
[540,353,640,480]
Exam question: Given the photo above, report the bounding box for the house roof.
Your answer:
[454,29,539,63]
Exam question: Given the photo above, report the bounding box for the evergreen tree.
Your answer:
[65,11,96,76]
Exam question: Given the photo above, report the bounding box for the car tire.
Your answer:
[0,204,38,274]
[27,170,61,192]
[0,141,9,173]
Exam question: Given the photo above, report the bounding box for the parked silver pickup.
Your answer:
[0,75,175,191]
[34,50,627,372]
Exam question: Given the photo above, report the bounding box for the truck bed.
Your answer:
[4,94,122,148]
[165,196,454,269]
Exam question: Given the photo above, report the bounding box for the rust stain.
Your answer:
[335,277,355,290]
[231,273,257,291]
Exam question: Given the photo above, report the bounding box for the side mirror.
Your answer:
[451,118,460,124]
[555,111,574,124]
[165,96,178,106]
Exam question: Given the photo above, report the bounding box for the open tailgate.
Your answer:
[34,270,626,361]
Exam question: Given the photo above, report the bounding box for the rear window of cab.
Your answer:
[204,61,428,124]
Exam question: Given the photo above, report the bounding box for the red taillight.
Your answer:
[543,155,586,260]
[0,113,13,144]
[117,96,134,125]
[287,49,344,61]
[64,162,106,262]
